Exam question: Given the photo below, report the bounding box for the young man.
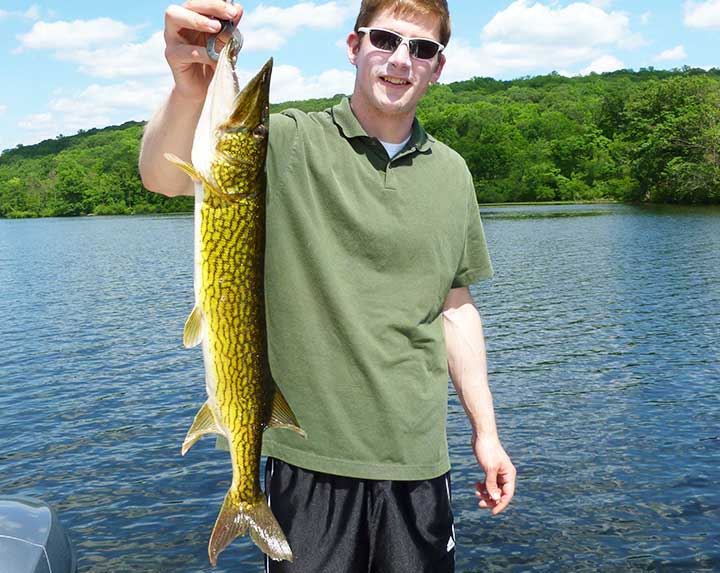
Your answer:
[140,1,516,571]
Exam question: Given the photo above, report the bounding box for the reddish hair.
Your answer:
[354,0,451,47]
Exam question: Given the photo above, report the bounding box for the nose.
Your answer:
[387,40,411,69]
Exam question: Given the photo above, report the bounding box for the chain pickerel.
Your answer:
[164,40,304,566]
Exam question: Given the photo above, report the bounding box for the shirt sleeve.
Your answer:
[452,168,494,288]
[269,111,299,157]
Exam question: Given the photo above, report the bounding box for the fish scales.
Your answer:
[164,43,303,567]
[200,194,266,504]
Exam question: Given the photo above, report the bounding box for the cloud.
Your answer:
[243,1,352,51]
[17,17,136,51]
[1,5,41,20]
[440,42,501,82]
[24,5,41,20]
[640,11,652,24]
[270,65,354,101]
[0,104,7,116]
[654,45,687,62]
[684,0,720,29]
[16,77,172,144]
[60,31,169,79]
[440,1,644,80]
[483,1,643,49]
[580,55,625,75]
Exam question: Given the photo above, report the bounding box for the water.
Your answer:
[1,204,718,572]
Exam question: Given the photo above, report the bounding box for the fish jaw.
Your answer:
[191,40,242,182]
[211,58,273,198]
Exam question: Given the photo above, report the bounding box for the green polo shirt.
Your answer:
[261,97,492,480]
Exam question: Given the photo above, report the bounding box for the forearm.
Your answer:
[442,288,499,440]
[139,87,204,196]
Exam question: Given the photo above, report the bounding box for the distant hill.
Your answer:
[2,67,719,218]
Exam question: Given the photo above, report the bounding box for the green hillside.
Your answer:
[2,67,719,218]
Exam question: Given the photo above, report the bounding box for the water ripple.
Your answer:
[1,206,719,571]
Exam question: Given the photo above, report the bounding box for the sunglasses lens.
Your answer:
[411,40,440,59]
[369,29,402,52]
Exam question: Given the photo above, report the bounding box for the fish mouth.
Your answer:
[223,58,273,131]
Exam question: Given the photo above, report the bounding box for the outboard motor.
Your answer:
[0,496,77,573]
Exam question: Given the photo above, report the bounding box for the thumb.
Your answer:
[484,468,501,501]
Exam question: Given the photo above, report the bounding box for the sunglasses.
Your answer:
[357,27,444,60]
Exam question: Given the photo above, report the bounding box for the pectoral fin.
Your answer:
[267,385,306,438]
[164,153,223,198]
[183,305,205,348]
[182,401,223,455]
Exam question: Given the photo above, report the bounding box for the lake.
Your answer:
[1,203,718,572]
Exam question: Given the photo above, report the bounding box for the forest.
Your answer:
[1,67,719,218]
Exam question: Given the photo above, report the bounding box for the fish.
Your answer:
[164,38,304,566]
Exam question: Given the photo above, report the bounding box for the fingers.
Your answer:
[483,467,502,502]
[165,1,242,42]
[165,42,217,68]
[474,462,517,515]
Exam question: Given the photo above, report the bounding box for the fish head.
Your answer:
[211,58,273,198]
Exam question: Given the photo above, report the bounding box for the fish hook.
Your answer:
[206,0,244,61]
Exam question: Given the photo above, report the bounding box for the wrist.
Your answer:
[169,85,207,110]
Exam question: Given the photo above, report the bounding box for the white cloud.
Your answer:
[24,5,41,20]
[17,18,136,51]
[61,31,168,79]
[270,65,354,102]
[1,5,40,20]
[440,1,644,79]
[654,45,687,62]
[243,1,351,51]
[640,11,652,24]
[16,77,172,144]
[440,42,501,82]
[483,1,643,47]
[0,104,7,116]
[18,112,56,132]
[684,0,720,28]
[580,55,625,75]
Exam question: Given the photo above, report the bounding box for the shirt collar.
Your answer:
[330,97,434,153]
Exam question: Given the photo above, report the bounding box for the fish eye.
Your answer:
[253,125,268,137]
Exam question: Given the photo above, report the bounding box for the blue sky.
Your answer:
[1,0,718,151]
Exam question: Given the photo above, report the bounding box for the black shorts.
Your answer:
[264,457,455,573]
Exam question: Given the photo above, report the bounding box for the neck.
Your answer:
[349,96,415,143]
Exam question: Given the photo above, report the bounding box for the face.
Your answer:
[347,8,445,119]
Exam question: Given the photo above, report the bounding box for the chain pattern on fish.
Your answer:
[200,193,266,505]
[164,50,303,567]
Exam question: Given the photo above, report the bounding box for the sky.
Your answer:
[0,0,718,152]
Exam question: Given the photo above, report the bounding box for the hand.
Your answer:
[472,434,516,515]
[164,0,243,101]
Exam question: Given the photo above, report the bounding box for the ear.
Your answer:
[347,31,361,65]
[431,52,446,84]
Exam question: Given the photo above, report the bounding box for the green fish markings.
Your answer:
[165,39,304,566]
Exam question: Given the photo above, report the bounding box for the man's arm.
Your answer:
[442,286,516,515]
[139,0,243,196]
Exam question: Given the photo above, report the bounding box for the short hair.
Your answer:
[354,0,451,47]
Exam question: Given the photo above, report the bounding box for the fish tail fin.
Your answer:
[208,490,293,565]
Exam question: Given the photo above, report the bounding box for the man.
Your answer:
[140,1,516,571]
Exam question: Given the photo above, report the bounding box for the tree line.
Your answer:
[1,67,719,218]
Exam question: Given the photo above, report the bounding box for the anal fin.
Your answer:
[182,401,222,455]
[183,305,204,348]
[267,385,306,438]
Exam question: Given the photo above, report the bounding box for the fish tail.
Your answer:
[208,489,293,565]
